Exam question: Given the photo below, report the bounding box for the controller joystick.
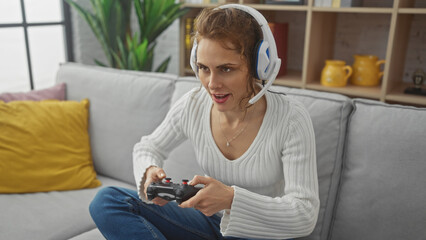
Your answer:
[147,178,202,204]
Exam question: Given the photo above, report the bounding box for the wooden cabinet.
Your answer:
[179,0,426,106]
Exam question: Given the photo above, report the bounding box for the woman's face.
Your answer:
[196,38,251,113]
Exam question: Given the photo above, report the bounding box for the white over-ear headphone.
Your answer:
[190,4,281,105]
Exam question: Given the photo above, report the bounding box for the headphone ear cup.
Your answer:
[255,40,271,80]
[190,40,198,78]
[253,40,262,79]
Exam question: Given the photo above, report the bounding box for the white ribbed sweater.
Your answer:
[133,88,319,239]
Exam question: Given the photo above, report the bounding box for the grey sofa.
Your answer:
[1,62,425,240]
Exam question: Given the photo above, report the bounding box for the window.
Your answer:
[0,0,73,92]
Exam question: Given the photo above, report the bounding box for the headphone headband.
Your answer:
[217,4,278,63]
[190,4,281,105]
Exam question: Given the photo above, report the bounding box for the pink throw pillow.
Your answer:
[0,83,66,102]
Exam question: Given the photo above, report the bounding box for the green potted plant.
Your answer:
[66,0,188,72]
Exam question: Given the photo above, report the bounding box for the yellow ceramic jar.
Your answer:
[321,60,353,87]
[351,55,385,86]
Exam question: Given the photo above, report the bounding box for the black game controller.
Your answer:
[147,178,202,204]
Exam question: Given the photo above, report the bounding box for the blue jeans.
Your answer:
[90,186,294,240]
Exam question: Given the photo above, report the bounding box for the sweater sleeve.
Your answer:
[220,101,320,239]
[133,90,192,201]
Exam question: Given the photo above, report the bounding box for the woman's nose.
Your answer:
[208,72,222,90]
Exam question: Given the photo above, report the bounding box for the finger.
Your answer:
[179,194,199,208]
[178,200,192,208]
[143,181,152,199]
[152,197,168,206]
[150,168,166,182]
[155,169,166,180]
[144,188,148,200]
[189,175,211,186]
[152,197,167,204]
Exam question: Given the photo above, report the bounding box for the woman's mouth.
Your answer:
[212,94,230,104]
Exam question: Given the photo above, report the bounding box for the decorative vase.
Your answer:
[321,60,353,87]
[351,55,385,86]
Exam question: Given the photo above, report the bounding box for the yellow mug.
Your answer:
[321,60,353,87]
[351,55,385,86]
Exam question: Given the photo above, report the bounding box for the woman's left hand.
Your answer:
[179,175,234,216]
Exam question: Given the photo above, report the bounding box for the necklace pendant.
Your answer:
[226,142,230,147]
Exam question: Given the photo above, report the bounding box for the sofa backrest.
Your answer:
[270,86,353,240]
[329,99,426,240]
[54,64,426,239]
[166,77,354,240]
[56,63,176,185]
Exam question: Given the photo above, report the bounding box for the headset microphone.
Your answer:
[249,57,281,104]
[190,4,281,105]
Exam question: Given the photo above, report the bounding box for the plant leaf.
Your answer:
[94,59,108,67]
[111,51,125,69]
[117,36,127,65]
[155,56,171,73]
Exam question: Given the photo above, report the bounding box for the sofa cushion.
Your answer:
[330,99,426,240]
[0,83,65,102]
[0,175,135,240]
[0,99,101,193]
[56,63,176,185]
[270,86,353,240]
[69,228,104,240]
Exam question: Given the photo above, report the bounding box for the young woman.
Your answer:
[89,4,319,240]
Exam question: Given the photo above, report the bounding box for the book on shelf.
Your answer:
[314,0,321,7]
[341,0,362,7]
[332,0,341,7]
[316,0,361,7]
[265,0,305,5]
[185,18,195,69]
[313,0,331,7]
[268,22,288,77]
[322,0,332,7]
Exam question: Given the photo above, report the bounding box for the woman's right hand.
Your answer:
[143,166,169,206]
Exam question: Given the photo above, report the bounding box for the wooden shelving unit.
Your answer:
[179,0,426,107]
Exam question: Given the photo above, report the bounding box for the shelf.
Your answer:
[385,82,426,106]
[306,82,382,100]
[178,1,426,107]
[245,4,308,11]
[311,7,393,14]
[183,3,308,11]
[274,70,303,88]
[398,8,426,14]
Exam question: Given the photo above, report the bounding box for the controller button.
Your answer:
[182,179,188,185]
[165,178,171,183]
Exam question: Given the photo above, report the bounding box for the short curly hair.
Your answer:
[194,6,263,107]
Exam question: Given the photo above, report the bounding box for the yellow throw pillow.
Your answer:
[0,99,101,193]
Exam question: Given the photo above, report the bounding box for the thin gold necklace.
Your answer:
[218,104,256,147]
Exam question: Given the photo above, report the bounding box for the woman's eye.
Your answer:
[221,67,231,73]
[198,65,209,72]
